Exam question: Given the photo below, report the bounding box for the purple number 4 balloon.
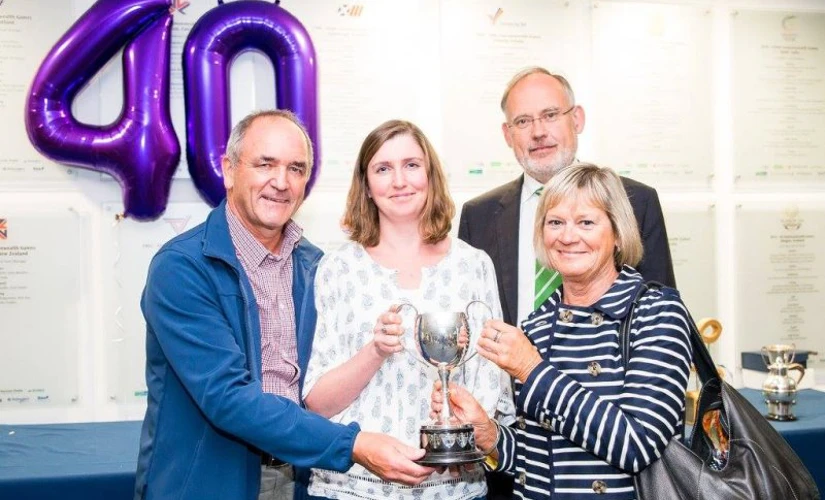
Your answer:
[26,0,321,219]
[25,0,180,221]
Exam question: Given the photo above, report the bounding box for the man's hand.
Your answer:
[352,432,435,486]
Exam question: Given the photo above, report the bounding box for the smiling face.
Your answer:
[222,116,309,252]
[541,192,618,288]
[502,72,585,183]
[365,133,429,226]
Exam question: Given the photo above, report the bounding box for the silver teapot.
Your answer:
[761,344,805,421]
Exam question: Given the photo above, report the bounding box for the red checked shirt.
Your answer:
[227,208,302,404]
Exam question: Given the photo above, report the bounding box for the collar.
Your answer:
[226,205,303,267]
[520,174,544,205]
[586,266,645,320]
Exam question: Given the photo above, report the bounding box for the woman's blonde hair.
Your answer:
[343,120,455,247]
[533,162,643,270]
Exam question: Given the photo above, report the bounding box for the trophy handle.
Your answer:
[394,303,431,369]
[458,300,494,366]
[788,363,805,386]
[761,346,772,368]
[787,343,796,364]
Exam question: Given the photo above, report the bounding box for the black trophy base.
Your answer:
[416,423,486,466]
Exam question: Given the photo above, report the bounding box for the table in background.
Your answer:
[740,388,825,495]
[0,421,141,500]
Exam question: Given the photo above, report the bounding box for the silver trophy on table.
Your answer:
[397,300,493,465]
[761,343,806,421]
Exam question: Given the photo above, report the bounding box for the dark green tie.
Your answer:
[533,186,561,309]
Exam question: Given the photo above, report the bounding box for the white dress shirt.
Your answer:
[517,174,545,325]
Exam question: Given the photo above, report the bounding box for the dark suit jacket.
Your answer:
[459,174,676,327]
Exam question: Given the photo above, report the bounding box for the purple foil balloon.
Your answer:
[183,0,320,206]
[25,0,180,220]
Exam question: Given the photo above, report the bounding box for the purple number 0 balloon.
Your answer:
[25,0,180,221]
[184,0,320,207]
[25,0,320,219]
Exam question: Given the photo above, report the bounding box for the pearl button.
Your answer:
[588,361,602,377]
[592,480,607,494]
[559,309,573,322]
[591,311,603,325]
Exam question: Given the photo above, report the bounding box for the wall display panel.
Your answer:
[0,0,77,183]
[734,202,825,363]
[440,0,590,187]
[662,204,717,321]
[103,202,210,405]
[282,0,431,186]
[293,190,350,254]
[0,205,87,408]
[590,2,713,190]
[732,10,825,189]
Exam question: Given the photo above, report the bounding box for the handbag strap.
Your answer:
[619,281,718,385]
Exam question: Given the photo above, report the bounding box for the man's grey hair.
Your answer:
[500,66,576,112]
[224,109,314,174]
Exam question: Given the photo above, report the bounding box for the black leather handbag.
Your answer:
[620,283,820,500]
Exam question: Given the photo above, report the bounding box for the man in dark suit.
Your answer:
[458,67,676,499]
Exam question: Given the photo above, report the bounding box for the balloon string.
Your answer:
[112,216,125,341]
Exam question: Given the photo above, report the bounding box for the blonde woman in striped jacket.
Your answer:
[433,163,693,499]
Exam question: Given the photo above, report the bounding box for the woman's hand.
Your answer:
[372,306,404,359]
[477,319,543,382]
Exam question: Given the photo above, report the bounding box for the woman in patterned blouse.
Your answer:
[432,163,694,499]
[302,120,515,500]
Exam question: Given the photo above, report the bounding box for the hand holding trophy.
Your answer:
[396,300,493,465]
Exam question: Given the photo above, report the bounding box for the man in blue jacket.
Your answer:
[135,110,433,500]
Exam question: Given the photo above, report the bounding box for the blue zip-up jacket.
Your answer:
[135,201,360,499]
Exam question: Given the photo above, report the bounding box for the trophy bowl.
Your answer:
[398,301,492,465]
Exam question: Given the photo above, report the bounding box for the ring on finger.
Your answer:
[493,330,501,343]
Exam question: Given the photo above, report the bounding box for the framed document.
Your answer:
[591,2,713,190]
[282,0,431,186]
[102,202,210,406]
[0,0,77,183]
[0,204,88,408]
[734,202,825,361]
[732,10,825,189]
[440,0,590,188]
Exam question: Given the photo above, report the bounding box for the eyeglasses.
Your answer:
[507,105,576,130]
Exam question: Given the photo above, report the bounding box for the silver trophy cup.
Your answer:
[761,344,805,421]
[397,300,493,466]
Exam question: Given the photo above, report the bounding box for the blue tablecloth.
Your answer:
[0,421,141,500]
[2,393,823,499]
[740,388,825,495]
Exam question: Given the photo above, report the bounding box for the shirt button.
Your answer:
[518,472,527,485]
[517,416,526,430]
[591,311,604,325]
[559,309,573,322]
[588,361,602,377]
[592,480,607,494]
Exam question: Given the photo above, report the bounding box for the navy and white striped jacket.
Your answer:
[492,267,692,499]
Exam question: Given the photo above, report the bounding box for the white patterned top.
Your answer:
[303,239,515,500]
